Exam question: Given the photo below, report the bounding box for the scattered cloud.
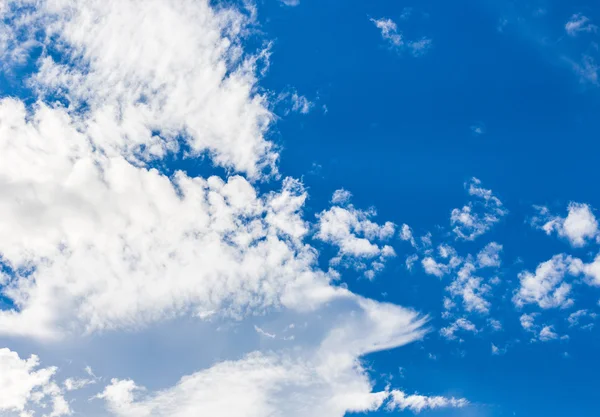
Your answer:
[538,325,559,342]
[371,17,403,47]
[565,14,597,36]
[513,254,580,309]
[387,390,468,413]
[440,318,478,340]
[370,17,432,56]
[533,203,599,247]
[316,193,396,279]
[0,348,70,417]
[451,178,507,240]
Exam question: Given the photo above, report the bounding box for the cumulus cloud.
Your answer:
[440,318,478,340]
[476,242,503,268]
[22,0,278,179]
[0,348,70,417]
[451,178,507,240]
[331,189,352,205]
[538,325,559,342]
[565,14,597,36]
[520,313,538,331]
[400,224,417,248]
[513,255,581,309]
[422,257,449,278]
[316,193,396,279]
[447,263,492,314]
[534,203,599,247]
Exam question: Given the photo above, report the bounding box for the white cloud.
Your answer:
[23,0,278,179]
[407,38,432,57]
[0,1,469,415]
[97,298,430,417]
[316,196,396,279]
[406,254,419,271]
[571,55,600,85]
[387,390,468,413]
[400,224,417,247]
[371,17,403,47]
[279,0,300,6]
[520,313,538,331]
[422,257,449,278]
[447,263,491,314]
[476,242,503,268]
[0,348,70,417]
[534,203,599,247]
[331,189,352,205]
[538,325,559,342]
[567,309,596,328]
[470,122,485,136]
[488,319,502,331]
[370,17,432,56]
[278,90,314,115]
[64,376,95,391]
[491,343,506,355]
[565,14,597,36]
[440,318,478,340]
[582,254,600,286]
[513,254,580,309]
[451,178,507,240]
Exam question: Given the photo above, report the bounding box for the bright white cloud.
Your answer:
[316,195,396,279]
[513,255,580,309]
[582,254,600,286]
[0,1,470,415]
[387,390,468,413]
[371,17,403,47]
[422,257,449,278]
[400,224,417,247]
[538,325,559,342]
[451,178,507,240]
[97,297,430,417]
[565,14,597,36]
[20,0,278,179]
[447,263,491,314]
[534,203,599,247]
[331,189,352,205]
[520,313,536,330]
[0,348,70,417]
[476,242,503,268]
[440,318,478,340]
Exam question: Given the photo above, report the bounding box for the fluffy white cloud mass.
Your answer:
[534,203,599,247]
[513,255,580,309]
[0,348,69,417]
[0,1,470,416]
[315,193,396,279]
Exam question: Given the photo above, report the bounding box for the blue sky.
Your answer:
[0,1,599,416]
